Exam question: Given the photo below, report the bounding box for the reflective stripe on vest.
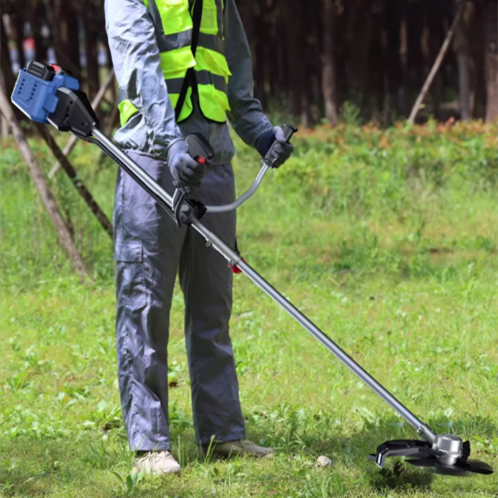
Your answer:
[118,0,230,126]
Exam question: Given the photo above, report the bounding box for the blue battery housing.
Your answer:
[11,68,80,124]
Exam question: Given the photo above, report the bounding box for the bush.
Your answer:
[273,120,498,218]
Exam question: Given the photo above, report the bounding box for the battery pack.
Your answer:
[11,62,79,124]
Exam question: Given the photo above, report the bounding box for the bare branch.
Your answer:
[0,83,91,282]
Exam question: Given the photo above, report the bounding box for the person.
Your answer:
[104,0,294,475]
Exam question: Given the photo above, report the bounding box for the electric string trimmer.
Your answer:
[11,61,493,476]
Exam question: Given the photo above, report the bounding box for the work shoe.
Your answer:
[134,451,181,475]
[202,439,273,459]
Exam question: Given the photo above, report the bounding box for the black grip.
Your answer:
[185,133,215,162]
[283,123,298,143]
[264,123,298,165]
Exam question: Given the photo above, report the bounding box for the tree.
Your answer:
[30,0,49,62]
[81,2,101,99]
[322,0,338,125]
[484,0,498,122]
[454,2,475,120]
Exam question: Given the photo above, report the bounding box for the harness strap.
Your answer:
[174,0,203,120]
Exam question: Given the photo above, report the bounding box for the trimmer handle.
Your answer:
[282,123,298,143]
[186,133,214,166]
[174,124,298,222]
[264,123,298,165]
[174,160,207,194]
[172,133,214,225]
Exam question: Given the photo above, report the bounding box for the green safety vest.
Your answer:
[119,0,231,127]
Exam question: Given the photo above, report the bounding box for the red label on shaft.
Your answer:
[197,157,206,165]
[230,259,246,274]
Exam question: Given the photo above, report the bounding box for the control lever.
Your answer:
[172,133,214,227]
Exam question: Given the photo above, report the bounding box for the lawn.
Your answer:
[0,122,497,497]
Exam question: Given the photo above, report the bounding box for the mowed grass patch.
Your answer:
[1,123,497,496]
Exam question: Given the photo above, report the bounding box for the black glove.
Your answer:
[266,126,294,168]
[166,139,206,188]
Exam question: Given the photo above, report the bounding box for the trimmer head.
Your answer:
[369,435,493,476]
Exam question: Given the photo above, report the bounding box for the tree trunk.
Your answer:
[385,0,403,117]
[12,6,26,70]
[427,8,445,119]
[470,0,486,119]
[0,84,90,282]
[66,7,81,74]
[406,0,426,117]
[0,68,11,138]
[284,0,305,117]
[484,0,498,122]
[253,4,268,110]
[1,15,15,95]
[35,124,114,240]
[299,0,316,127]
[1,13,20,129]
[322,0,338,126]
[31,0,49,62]
[101,23,117,102]
[344,0,375,114]
[81,4,100,99]
[457,52,471,120]
[105,98,120,136]
[454,2,474,120]
[276,12,288,102]
[52,1,82,77]
[368,2,385,120]
[399,16,409,114]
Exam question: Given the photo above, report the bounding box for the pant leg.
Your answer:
[179,163,246,445]
[114,151,186,451]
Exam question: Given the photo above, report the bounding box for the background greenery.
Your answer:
[1,122,498,496]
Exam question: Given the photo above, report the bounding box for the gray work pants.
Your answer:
[113,150,245,451]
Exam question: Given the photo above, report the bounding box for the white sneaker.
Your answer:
[134,451,181,475]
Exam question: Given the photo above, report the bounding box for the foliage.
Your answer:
[0,125,497,496]
[277,120,498,217]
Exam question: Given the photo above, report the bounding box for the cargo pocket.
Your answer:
[115,240,147,311]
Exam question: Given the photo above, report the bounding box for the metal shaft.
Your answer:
[92,129,174,213]
[237,260,436,443]
[91,127,436,444]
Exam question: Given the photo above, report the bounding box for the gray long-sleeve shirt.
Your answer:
[104,0,273,166]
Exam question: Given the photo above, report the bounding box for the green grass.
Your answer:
[1,122,498,496]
